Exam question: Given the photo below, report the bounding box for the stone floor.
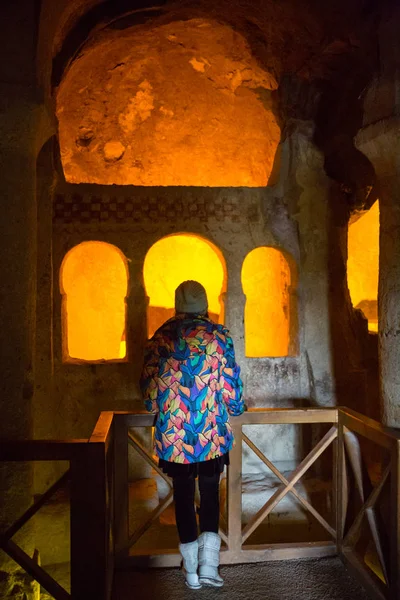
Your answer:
[112,557,370,600]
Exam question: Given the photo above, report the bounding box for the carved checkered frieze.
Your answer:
[53,192,247,225]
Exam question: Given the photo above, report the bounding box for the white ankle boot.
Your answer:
[179,539,202,589]
[198,532,224,587]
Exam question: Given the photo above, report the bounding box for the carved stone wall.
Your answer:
[45,180,312,468]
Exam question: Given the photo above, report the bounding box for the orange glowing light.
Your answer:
[60,242,128,361]
[347,201,379,332]
[56,19,280,187]
[242,247,291,357]
[143,234,226,337]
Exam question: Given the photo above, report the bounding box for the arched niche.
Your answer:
[143,234,227,337]
[56,17,280,187]
[241,246,297,358]
[347,200,379,333]
[60,241,129,362]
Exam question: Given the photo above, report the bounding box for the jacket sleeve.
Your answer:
[219,330,244,416]
[140,335,161,414]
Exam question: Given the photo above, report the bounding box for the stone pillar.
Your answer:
[127,253,149,406]
[0,86,36,588]
[0,85,53,598]
[291,122,335,406]
[33,137,59,496]
[0,88,43,427]
[225,254,246,372]
[355,3,400,427]
[0,3,55,596]
[356,119,400,427]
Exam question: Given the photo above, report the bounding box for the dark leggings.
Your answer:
[173,472,220,543]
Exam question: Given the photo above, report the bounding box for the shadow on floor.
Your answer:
[112,557,370,600]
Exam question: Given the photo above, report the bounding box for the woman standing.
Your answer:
[140,280,244,589]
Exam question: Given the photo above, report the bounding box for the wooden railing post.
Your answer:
[390,439,400,600]
[336,411,348,553]
[113,414,129,561]
[70,442,108,600]
[227,419,242,559]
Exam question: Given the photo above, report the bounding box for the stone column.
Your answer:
[33,137,59,496]
[0,83,53,597]
[291,122,335,406]
[354,3,400,427]
[0,3,55,596]
[224,254,246,371]
[127,253,149,405]
[356,118,400,427]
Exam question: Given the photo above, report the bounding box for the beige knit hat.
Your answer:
[175,280,208,315]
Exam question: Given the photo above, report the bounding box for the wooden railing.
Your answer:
[1,407,399,600]
[0,414,114,600]
[336,409,400,600]
[113,409,339,566]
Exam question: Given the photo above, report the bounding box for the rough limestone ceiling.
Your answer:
[51,0,372,81]
[52,0,375,188]
[56,18,281,186]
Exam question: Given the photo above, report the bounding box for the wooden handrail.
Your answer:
[90,411,114,447]
[0,439,88,461]
[1,407,396,463]
[113,406,338,425]
[237,407,338,424]
[339,408,400,449]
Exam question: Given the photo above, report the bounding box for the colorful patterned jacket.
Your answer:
[140,314,244,463]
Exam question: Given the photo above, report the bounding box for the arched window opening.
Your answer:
[348,201,379,333]
[143,234,226,338]
[242,247,293,358]
[60,242,128,362]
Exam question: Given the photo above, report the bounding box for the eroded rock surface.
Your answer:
[57,18,280,186]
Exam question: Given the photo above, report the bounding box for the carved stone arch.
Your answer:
[60,241,129,362]
[143,233,227,337]
[241,246,298,358]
